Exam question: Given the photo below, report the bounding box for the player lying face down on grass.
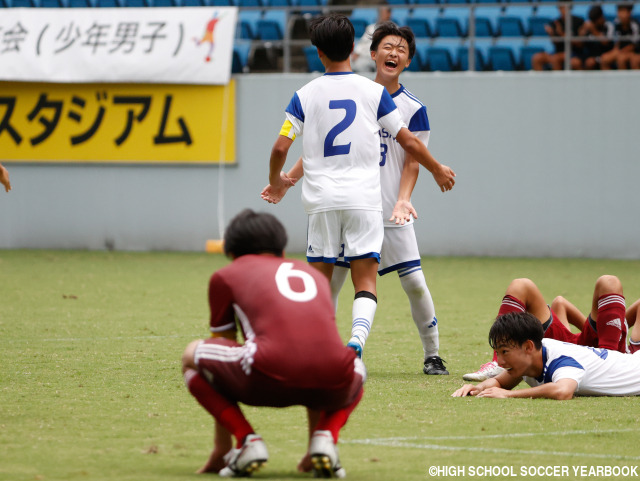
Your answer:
[452,311,640,400]
[181,208,366,478]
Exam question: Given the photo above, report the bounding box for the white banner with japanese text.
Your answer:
[0,7,237,85]
[0,81,235,163]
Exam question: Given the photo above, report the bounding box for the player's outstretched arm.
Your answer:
[261,155,303,204]
[263,136,296,203]
[452,371,522,397]
[390,154,419,225]
[0,163,11,193]
[480,378,577,400]
[395,128,455,193]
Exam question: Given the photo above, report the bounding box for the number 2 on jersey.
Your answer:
[324,100,356,157]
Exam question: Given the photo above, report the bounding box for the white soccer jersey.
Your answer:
[281,72,405,214]
[379,85,430,228]
[523,338,640,397]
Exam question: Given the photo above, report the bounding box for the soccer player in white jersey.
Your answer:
[265,19,455,367]
[267,13,456,368]
[329,22,449,374]
[452,312,640,400]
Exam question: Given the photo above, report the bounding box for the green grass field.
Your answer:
[2,250,640,481]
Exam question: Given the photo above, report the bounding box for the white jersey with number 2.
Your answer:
[281,72,406,214]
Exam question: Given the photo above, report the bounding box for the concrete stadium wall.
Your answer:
[1,71,639,258]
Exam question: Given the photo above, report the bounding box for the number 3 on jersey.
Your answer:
[324,99,356,157]
[275,262,318,302]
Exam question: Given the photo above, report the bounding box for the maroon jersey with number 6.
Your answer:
[208,254,356,390]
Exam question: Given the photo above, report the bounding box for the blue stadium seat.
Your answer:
[499,6,533,37]
[601,3,616,22]
[428,38,461,71]
[521,37,552,70]
[9,0,37,6]
[391,7,413,27]
[152,0,176,6]
[437,7,469,37]
[303,45,324,72]
[474,6,503,38]
[458,38,491,71]
[237,10,263,40]
[237,0,262,6]
[407,8,439,38]
[232,42,252,73]
[96,0,121,7]
[443,0,468,4]
[350,8,378,38]
[413,0,439,5]
[67,0,93,6]
[488,37,523,70]
[571,4,590,21]
[267,0,291,6]
[123,0,148,6]
[40,0,65,6]
[210,0,234,5]
[529,6,556,37]
[297,0,323,16]
[410,39,431,71]
[387,0,410,4]
[257,10,287,40]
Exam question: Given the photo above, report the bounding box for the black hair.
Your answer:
[369,21,416,60]
[617,3,633,12]
[309,13,355,62]
[588,5,604,22]
[488,312,544,351]
[223,209,287,258]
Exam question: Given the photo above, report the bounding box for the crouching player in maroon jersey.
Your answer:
[182,209,365,478]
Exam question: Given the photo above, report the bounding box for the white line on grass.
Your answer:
[343,429,640,461]
[6,334,203,343]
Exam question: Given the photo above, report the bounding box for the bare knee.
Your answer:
[182,339,202,374]
[506,278,536,297]
[551,295,568,312]
[594,275,622,296]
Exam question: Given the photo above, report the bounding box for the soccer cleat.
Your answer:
[218,434,268,478]
[346,341,363,359]
[423,356,449,375]
[462,361,505,382]
[309,430,346,478]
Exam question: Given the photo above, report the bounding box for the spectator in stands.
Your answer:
[600,4,640,70]
[351,5,391,72]
[0,163,11,193]
[532,2,585,71]
[579,5,614,69]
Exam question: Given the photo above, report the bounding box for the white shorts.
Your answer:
[306,210,383,263]
[378,224,421,275]
[336,223,421,275]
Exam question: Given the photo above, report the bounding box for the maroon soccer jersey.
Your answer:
[208,254,356,389]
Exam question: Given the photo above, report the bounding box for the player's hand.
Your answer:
[261,172,297,204]
[390,200,417,225]
[451,384,482,397]
[0,164,11,193]
[476,387,511,398]
[432,164,456,193]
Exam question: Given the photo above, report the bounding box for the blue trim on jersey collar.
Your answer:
[391,84,405,98]
[324,72,354,76]
[536,346,548,383]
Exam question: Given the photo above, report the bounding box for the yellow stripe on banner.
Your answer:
[279,119,296,141]
[0,81,236,163]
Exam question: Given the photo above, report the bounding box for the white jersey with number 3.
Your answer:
[379,85,430,228]
[281,72,406,214]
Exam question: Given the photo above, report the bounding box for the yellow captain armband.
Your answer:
[279,119,296,140]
